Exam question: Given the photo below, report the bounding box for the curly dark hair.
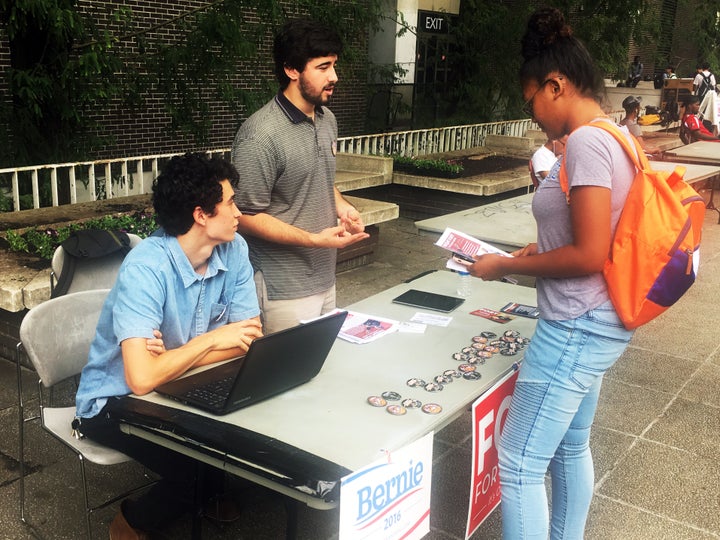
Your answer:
[152,153,239,236]
[273,18,343,90]
[520,7,604,100]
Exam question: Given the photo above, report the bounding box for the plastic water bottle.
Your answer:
[457,271,472,297]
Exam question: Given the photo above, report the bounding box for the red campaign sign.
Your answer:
[465,368,519,539]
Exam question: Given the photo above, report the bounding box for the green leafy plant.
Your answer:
[5,211,157,260]
[1,0,387,166]
[391,154,464,178]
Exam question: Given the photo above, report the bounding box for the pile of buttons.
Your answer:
[366,329,530,416]
[452,330,530,375]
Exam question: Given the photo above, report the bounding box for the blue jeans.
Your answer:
[498,301,633,540]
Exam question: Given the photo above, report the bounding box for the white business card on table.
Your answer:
[398,321,427,333]
[410,312,452,327]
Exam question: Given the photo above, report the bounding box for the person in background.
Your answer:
[693,62,716,101]
[618,95,662,156]
[663,65,677,80]
[232,18,369,334]
[463,7,636,538]
[698,84,720,136]
[627,55,643,87]
[682,95,720,142]
[74,153,263,539]
[530,135,567,187]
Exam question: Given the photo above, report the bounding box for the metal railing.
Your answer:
[337,119,535,156]
[1,115,623,212]
[1,149,230,212]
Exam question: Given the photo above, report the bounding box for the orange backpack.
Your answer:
[559,121,705,329]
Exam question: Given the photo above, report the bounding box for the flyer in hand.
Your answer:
[500,302,540,319]
[435,227,512,272]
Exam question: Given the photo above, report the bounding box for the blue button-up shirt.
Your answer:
[75,233,260,418]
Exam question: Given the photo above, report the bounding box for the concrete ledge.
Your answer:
[336,154,393,192]
[336,171,389,192]
[345,196,399,227]
[0,279,27,313]
[393,166,531,197]
[23,269,52,310]
[605,85,662,111]
[484,134,536,156]
[524,129,548,145]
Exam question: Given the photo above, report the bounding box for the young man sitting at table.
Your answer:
[73,153,263,539]
[681,95,720,143]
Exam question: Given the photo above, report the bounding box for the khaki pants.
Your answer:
[254,271,336,334]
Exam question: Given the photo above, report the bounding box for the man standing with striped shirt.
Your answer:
[232,19,369,333]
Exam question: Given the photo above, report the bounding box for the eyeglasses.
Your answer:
[522,77,562,117]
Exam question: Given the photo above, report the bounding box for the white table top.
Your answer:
[664,141,720,165]
[130,270,538,472]
[415,192,536,250]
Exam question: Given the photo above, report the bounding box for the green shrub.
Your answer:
[5,211,157,260]
[391,155,464,177]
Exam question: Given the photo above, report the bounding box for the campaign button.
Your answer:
[386,404,407,416]
[421,403,443,415]
[424,382,443,392]
[401,398,422,409]
[367,396,387,407]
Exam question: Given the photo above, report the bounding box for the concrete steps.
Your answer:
[335,153,399,227]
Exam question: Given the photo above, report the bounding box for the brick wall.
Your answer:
[668,4,701,78]
[0,1,369,162]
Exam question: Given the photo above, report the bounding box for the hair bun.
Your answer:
[521,7,573,60]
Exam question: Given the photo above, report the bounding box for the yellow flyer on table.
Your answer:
[339,432,433,540]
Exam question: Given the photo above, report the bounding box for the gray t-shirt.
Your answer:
[531,120,635,320]
[231,94,338,300]
[624,117,643,138]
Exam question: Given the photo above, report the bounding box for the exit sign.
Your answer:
[418,10,451,34]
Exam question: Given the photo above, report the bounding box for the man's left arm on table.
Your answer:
[122,316,263,396]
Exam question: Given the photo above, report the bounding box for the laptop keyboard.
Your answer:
[183,375,234,406]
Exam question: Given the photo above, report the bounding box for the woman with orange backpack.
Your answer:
[458,7,636,539]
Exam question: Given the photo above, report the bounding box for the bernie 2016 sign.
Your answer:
[339,432,433,540]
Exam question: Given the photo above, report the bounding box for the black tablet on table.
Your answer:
[391,289,465,313]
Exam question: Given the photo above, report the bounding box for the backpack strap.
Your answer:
[51,251,78,298]
[558,120,686,202]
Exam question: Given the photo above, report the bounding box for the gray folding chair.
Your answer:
[16,289,152,538]
[50,232,142,296]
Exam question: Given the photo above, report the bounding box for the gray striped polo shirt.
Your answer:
[231,93,338,300]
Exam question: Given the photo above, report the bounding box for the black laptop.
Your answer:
[155,310,348,415]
